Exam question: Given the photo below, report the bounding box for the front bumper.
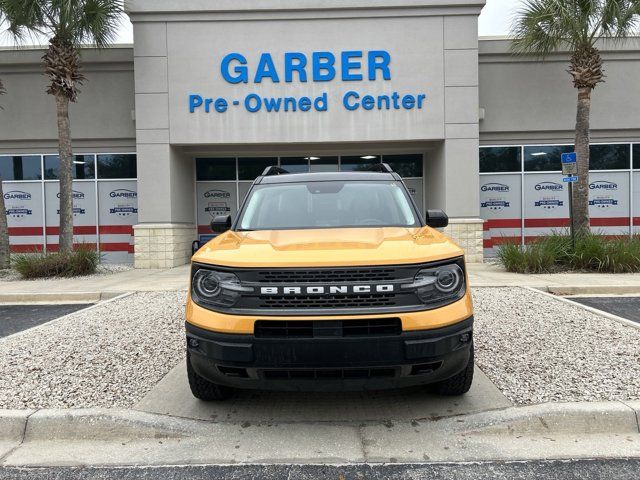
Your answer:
[186,316,473,391]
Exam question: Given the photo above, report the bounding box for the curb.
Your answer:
[2,400,638,443]
[544,285,640,296]
[527,287,640,330]
[0,401,638,466]
[0,292,123,304]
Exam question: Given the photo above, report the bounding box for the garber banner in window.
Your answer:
[479,175,522,256]
[45,181,97,250]
[588,172,630,236]
[196,182,238,243]
[3,182,45,252]
[98,181,138,263]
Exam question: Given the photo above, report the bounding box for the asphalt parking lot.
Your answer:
[2,459,640,480]
[0,304,92,338]
[569,297,640,324]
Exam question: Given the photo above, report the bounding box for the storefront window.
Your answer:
[97,154,137,179]
[632,144,639,169]
[0,155,42,180]
[238,157,277,180]
[480,147,521,173]
[44,154,95,179]
[382,154,423,177]
[589,144,630,170]
[340,155,380,171]
[280,157,310,173]
[524,145,573,172]
[309,156,338,172]
[196,157,236,181]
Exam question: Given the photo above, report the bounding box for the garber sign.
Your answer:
[189,50,427,114]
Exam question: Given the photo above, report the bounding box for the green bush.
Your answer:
[496,232,640,274]
[13,247,100,279]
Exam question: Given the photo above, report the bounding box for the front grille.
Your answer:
[258,293,397,309]
[254,318,401,338]
[260,367,397,380]
[209,260,464,315]
[255,268,396,283]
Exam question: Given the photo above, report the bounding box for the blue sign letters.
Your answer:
[190,49,424,115]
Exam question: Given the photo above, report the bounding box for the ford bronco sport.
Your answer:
[186,164,474,400]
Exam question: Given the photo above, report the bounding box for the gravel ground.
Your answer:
[473,287,640,405]
[0,291,185,409]
[0,287,638,408]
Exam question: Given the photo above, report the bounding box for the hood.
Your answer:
[192,227,464,268]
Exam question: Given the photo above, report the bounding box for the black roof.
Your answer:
[258,171,399,184]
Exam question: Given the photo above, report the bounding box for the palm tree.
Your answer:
[0,78,9,269]
[0,0,121,253]
[511,0,640,234]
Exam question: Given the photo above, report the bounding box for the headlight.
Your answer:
[192,269,253,308]
[402,263,466,307]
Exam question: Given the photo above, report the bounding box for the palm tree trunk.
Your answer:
[0,179,10,269]
[572,86,591,234]
[55,93,74,253]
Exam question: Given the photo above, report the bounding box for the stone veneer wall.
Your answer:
[443,218,484,263]
[133,223,196,269]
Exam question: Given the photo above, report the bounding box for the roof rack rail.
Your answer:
[367,163,394,173]
[262,166,290,176]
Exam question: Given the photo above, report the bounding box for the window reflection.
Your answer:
[0,155,42,180]
[480,147,521,173]
[44,154,95,179]
[524,145,573,172]
[340,155,380,171]
[97,154,137,179]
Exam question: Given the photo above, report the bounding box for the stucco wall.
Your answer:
[0,47,136,153]
[478,38,640,145]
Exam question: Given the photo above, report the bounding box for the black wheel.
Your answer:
[186,351,234,401]
[432,344,474,396]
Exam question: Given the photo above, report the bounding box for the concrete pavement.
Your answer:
[134,363,512,422]
[2,263,640,301]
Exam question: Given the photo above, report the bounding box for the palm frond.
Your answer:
[0,0,122,48]
[511,0,640,56]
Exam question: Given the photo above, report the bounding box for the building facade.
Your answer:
[1,0,639,267]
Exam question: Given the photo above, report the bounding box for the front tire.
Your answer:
[186,351,234,401]
[432,343,474,396]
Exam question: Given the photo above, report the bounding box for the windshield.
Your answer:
[237,180,419,231]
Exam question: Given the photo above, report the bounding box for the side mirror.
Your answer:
[191,240,201,255]
[210,214,232,233]
[425,209,448,228]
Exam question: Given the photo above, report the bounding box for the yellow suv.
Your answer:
[186,164,474,400]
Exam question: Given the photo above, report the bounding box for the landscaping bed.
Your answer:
[473,287,640,405]
[0,287,637,409]
[0,263,133,283]
[0,292,185,409]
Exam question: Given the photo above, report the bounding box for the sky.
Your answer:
[0,0,521,46]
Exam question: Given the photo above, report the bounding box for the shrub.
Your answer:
[496,232,640,274]
[13,247,100,279]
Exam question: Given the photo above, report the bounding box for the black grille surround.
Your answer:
[191,258,465,316]
[256,268,396,283]
[254,318,402,338]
